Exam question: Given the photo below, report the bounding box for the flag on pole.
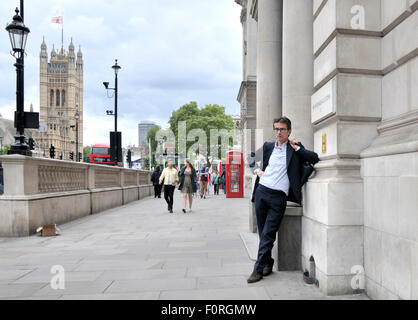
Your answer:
[51,16,64,47]
[51,16,63,24]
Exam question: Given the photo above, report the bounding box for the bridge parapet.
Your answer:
[0,155,152,237]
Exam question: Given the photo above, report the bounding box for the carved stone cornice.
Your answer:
[237,80,257,102]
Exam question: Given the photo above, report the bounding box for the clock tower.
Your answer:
[35,37,84,160]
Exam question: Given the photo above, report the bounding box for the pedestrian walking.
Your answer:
[151,165,162,198]
[159,160,179,213]
[246,117,319,283]
[206,169,211,196]
[212,168,220,195]
[178,159,197,213]
[195,170,200,198]
[221,169,226,194]
[199,163,209,199]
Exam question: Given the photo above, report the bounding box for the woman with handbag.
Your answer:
[178,159,197,213]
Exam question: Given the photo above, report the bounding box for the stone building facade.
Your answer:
[34,37,84,160]
[236,0,417,299]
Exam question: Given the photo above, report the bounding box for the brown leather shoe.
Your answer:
[263,265,273,276]
[247,271,263,283]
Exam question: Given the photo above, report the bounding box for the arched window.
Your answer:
[62,90,66,107]
[56,90,60,107]
[50,90,54,107]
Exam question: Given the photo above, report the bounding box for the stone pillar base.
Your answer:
[273,204,302,271]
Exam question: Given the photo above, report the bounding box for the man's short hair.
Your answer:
[273,117,292,130]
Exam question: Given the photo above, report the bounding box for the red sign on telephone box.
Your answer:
[226,150,244,198]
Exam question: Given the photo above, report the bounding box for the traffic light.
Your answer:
[28,138,35,150]
[78,152,82,162]
[126,149,132,168]
[49,145,55,159]
[69,151,74,160]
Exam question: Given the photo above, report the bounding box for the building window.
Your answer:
[56,90,60,107]
[62,90,66,107]
[50,90,54,107]
[54,124,56,131]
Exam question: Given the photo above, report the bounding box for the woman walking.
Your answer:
[178,159,197,213]
[212,169,220,195]
[151,166,162,198]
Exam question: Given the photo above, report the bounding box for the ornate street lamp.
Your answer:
[103,59,121,164]
[6,8,30,59]
[74,111,80,162]
[5,8,31,155]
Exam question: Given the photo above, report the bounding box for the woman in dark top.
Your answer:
[178,159,197,213]
[151,166,162,198]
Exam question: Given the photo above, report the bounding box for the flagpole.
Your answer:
[61,16,64,48]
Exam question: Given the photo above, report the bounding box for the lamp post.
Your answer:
[104,59,121,164]
[74,111,80,162]
[5,7,30,156]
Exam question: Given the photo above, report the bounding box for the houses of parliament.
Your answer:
[34,37,84,160]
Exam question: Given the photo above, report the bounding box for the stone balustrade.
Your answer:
[0,155,152,237]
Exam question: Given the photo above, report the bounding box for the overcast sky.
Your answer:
[0,0,242,147]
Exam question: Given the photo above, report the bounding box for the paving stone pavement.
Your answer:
[0,192,369,300]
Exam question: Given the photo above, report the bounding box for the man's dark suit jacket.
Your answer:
[248,141,319,205]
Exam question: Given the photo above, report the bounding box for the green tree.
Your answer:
[0,145,11,155]
[146,125,162,168]
[168,102,234,165]
[144,157,150,170]
[83,146,91,162]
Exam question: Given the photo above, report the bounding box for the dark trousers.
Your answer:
[154,184,162,198]
[214,184,219,195]
[164,185,175,210]
[254,184,287,273]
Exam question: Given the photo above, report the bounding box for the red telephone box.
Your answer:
[226,150,244,198]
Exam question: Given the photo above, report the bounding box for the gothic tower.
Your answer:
[36,37,84,160]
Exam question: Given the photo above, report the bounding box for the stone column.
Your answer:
[256,0,282,146]
[282,0,314,149]
[304,0,383,296]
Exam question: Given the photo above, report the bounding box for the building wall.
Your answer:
[236,0,258,193]
[360,0,418,300]
[309,0,417,298]
[138,122,157,148]
[238,0,417,299]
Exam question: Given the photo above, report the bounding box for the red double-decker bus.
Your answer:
[89,143,115,165]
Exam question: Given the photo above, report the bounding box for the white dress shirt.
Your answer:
[259,140,291,195]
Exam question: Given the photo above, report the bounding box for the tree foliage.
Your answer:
[0,145,11,155]
[83,146,91,162]
[168,101,234,164]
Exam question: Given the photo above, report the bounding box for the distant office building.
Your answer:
[138,121,157,147]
